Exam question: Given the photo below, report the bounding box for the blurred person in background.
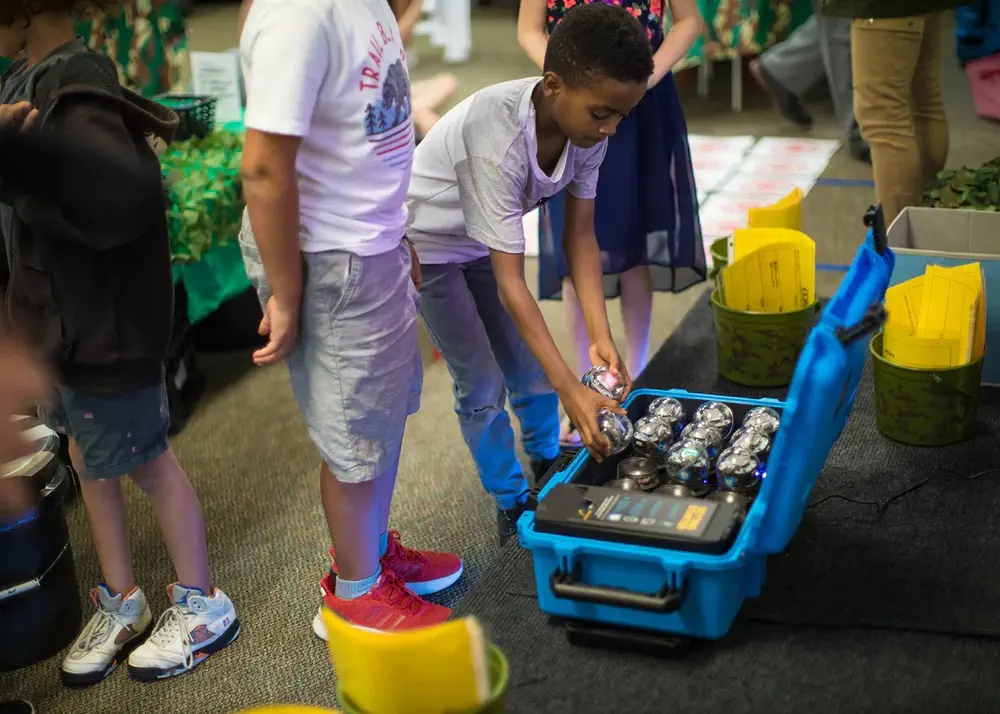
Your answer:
[390,0,459,138]
[821,0,967,224]
[519,0,705,448]
[750,0,870,163]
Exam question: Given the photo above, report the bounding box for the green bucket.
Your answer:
[710,288,819,387]
[337,642,509,714]
[869,332,983,446]
[709,238,728,282]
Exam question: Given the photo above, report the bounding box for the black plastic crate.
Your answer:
[155,94,218,141]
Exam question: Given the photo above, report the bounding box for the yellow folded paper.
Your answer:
[322,610,491,714]
[720,242,808,313]
[883,330,965,369]
[747,188,804,231]
[916,264,982,365]
[729,227,816,307]
[884,277,924,336]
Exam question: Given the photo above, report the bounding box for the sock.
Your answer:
[335,565,381,600]
[379,531,389,557]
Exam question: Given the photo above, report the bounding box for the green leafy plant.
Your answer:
[924,157,1000,212]
[161,130,245,262]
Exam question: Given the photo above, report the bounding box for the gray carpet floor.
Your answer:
[1,5,997,713]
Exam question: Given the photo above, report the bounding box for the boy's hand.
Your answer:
[253,295,300,366]
[0,102,38,132]
[589,338,632,400]
[405,238,422,291]
[558,381,625,462]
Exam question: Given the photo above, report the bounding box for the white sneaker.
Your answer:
[61,585,152,687]
[127,584,239,681]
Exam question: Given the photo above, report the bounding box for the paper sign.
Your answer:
[717,171,815,198]
[688,135,756,156]
[699,194,754,238]
[739,151,834,180]
[691,151,746,176]
[739,151,835,180]
[747,137,841,162]
[694,168,734,195]
[190,51,244,125]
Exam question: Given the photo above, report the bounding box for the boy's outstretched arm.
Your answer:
[456,155,621,457]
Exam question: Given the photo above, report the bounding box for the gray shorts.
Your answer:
[239,217,422,483]
[39,382,170,480]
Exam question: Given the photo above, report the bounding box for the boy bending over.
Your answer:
[407,3,652,544]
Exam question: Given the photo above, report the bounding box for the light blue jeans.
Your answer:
[420,257,560,510]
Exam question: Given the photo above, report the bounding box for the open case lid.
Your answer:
[753,206,896,555]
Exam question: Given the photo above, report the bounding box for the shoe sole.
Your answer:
[748,60,813,128]
[126,619,241,682]
[60,632,149,688]
[405,562,464,596]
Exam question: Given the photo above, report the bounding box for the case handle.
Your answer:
[863,204,888,255]
[549,564,686,613]
[836,304,887,347]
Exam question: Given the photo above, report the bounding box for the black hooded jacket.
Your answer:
[0,46,180,394]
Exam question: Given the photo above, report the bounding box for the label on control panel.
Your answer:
[579,493,715,538]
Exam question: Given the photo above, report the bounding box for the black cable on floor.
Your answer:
[806,466,1000,514]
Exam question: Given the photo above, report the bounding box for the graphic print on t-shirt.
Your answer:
[360,20,413,170]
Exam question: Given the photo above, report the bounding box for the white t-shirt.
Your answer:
[240,0,413,255]
[406,77,607,265]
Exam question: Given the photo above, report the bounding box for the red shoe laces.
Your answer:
[385,531,426,564]
[378,571,426,615]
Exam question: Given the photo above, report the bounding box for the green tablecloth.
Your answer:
[163,130,250,324]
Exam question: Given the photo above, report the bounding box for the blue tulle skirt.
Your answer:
[538,72,705,300]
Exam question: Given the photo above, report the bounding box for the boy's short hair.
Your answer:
[0,0,121,26]
[543,2,654,89]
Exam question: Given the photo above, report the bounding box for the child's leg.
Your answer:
[618,264,653,378]
[411,73,459,135]
[274,243,458,630]
[70,444,134,596]
[464,257,560,472]
[42,389,152,686]
[128,447,211,593]
[420,260,530,512]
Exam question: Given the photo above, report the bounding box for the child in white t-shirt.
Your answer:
[238,0,463,635]
[407,2,653,543]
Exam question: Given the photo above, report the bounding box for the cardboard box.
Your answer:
[887,207,1000,385]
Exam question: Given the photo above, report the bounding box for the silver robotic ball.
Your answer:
[664,440,712,497]
[680,422,724,452]
[582,365,627,401]
[715,446,761,494]
[647,397,686,432]
[729,426,770,459]
[654,483,693,499]
[708,489,750,519]
[743,406,781,436]
[617,456,660,492]
[632,416,674,457]
[693,401,735,439]
[607,477,640,491]
[597,409,633,455]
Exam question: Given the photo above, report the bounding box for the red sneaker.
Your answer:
[311,571,450,639]
[331,531,463,596]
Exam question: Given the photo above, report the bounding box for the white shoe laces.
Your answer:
[77,609,115,653]
[148,605,195,670]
